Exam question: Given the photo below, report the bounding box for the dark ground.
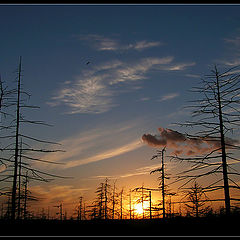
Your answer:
[0,215,239,237]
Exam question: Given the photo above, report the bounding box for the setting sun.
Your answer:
[135,203,144,215]
[134,202,150,216]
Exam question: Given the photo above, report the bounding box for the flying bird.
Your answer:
[86,61,90,65]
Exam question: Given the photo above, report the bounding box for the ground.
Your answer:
[0,215,239,237]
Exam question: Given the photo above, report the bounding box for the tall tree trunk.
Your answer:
[11,56,22,220]
[17,139,22,219]
[215,66,231,215]
[129,189,131,220]
[112,182,115,220]
[23,172,28,219]
[120,189,123,220]
[149,191,152,219]
[141,185,144,219]
[162,147,166,219]
[104,179,108,220]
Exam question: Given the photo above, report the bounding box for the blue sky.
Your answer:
[1,4,240,216]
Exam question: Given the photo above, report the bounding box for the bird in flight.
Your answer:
[86,61,90,65]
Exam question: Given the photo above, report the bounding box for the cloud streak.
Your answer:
[29,184,91,215]
[63,139,143,169]
[159,93,179,102]
[89,163,163,180]
[142,127,239,156]
[77,34,162,51]
[37,121,145,169]
[224,36,240,48]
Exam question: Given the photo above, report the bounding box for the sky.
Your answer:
[1,4,240,218]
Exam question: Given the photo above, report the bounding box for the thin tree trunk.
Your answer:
[162,147,166,219]
[23,172,28,219]
[104,179,108,220]
[120,189,123,220]
[17,139,22,219]
[11,56,22,220]
[112,182,115,219]
[149,191,152,219]
[79,197,82,220]
[141,185,144,219]
[129,189,131,219]
[215,66,231,215]
[60,203,63,220]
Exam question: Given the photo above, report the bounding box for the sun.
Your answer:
[135,203,144,215]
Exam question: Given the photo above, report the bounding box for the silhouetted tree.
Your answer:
[150,147,175,218]
[133,184,150,219]
[111,180,117,219]
[95,182,104,219]
[183,182,210,218]
[77,196,83,220]
[172,65,240,215]
[103,178,111,219]
[0,57,67,220]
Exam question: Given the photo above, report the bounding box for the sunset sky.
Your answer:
[1,4,240,217]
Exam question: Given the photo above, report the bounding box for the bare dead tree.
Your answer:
[183,182,210,218]
[77,196,83,221]
[22,171,38,220]
[119,188,124,220]
[54,203,63,220]
[171,65,240,215]
[133,184,152,219]
[17,138,22,219]
[150,147,166,218]
[0,57,68,220]
[103,178,111,220]
[129,188,132,219]
[95,182,104,219]
[0,74,16,125]
[133,185,162,219]
[111,179,117,219]
[150,147,175,219]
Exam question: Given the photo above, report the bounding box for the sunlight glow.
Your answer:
[134,203,145,215]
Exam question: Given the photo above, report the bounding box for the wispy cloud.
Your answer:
[161,62,196,71]
[185,73,200,78]
[127,40,162,51]
[76,34,162,51]
[89,163,162,180]
[109,56,174,85]
[221,59,240,66]
[89,162,176,180]
[119,164,161,178]
[158,93,179,102]
[224,36,240,48]
[223,35,240,59]
[63,139,143,169]
[50,75,115,114]
[29,184,90,213]
[49,54,195,114]
[37,121,145,169]
[138,97,150,102]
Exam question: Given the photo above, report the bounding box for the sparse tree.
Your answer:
[0,57,67,220]
[172,65,240,215]
[183,182,210,218]
[94,182,104,219]
[150,147,175,219]
[103,178,111,220]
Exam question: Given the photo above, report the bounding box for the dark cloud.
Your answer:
[142,127,239,156]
